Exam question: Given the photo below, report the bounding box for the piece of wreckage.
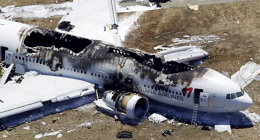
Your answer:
[0,18,253,126]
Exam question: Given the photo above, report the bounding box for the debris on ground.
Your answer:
[148,113,167,123]
[201,126,212,131]
[214,120,232,135]
[117,131,133,139]
[231,62,260,88]
[187,4,198,10]
[161,128,176,137]
[52,117,60,123]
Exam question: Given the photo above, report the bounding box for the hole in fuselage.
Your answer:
[23,28,92,53]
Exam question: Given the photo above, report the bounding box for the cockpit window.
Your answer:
[231,93,236,99]
[226,89,245,100]
[226,94,231,99]
[236,92,243,97]
[241,88,245,95]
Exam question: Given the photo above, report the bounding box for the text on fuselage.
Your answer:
[134,86,193,102]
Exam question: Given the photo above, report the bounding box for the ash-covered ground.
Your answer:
[1,0,260,139]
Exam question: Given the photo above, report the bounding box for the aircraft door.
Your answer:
[194,88,203,104]
[200,92,209,107]
[5,51,13,65]
[0,46,8,61]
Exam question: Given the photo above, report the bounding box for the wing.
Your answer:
[55,0,122,46]
[156,46,209,66]
[0,71,95,119]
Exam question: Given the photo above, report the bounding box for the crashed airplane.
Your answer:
[0,18,253,120]
[0,0,253,126]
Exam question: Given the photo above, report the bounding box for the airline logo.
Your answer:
[134,86,194,101]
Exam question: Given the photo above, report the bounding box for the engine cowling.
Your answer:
[103,90,149,120]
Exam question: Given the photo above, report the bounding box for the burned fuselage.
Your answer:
[1,20,250,113]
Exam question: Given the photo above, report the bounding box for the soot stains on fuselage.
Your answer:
[19,27,205,90]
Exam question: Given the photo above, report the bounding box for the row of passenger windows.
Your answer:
[15,55,46,65]
[14,55,88,74]
[91,73,111,80]
[144,84,177,94]
[226,91,244,99]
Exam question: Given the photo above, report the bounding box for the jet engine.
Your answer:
[101,90,149,120]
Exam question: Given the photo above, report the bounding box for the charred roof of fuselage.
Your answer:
[21,27,193,74]
[23,27,93,54]
[107,46,194,74]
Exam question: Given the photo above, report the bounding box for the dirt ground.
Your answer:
[1,0,260,140]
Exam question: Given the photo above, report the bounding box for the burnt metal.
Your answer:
[57,21,75,32]
[18,27,208,91]
[23,27,92,53]
[108,47,193,74]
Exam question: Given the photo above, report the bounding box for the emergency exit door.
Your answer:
[200,92,209,107]
[0,46,8,61]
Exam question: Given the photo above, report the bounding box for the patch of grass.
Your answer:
[15,18,61,29]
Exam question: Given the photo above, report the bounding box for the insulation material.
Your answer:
[148,113,167,123]
[214,119,231,134]
[231,62,260,88]
[187,4,199,10]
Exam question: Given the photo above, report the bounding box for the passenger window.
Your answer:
[148,86,150,88]
[236,92,243,97]
[231,93,236,99]
[226,94,230,99]
[144,85,146,87]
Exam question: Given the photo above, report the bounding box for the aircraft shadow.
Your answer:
[148,100,254,128]
[0,94,254,130]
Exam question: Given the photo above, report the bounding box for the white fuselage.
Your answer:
[0,19,253,113]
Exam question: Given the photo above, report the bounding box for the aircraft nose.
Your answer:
[241,92,253,109]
